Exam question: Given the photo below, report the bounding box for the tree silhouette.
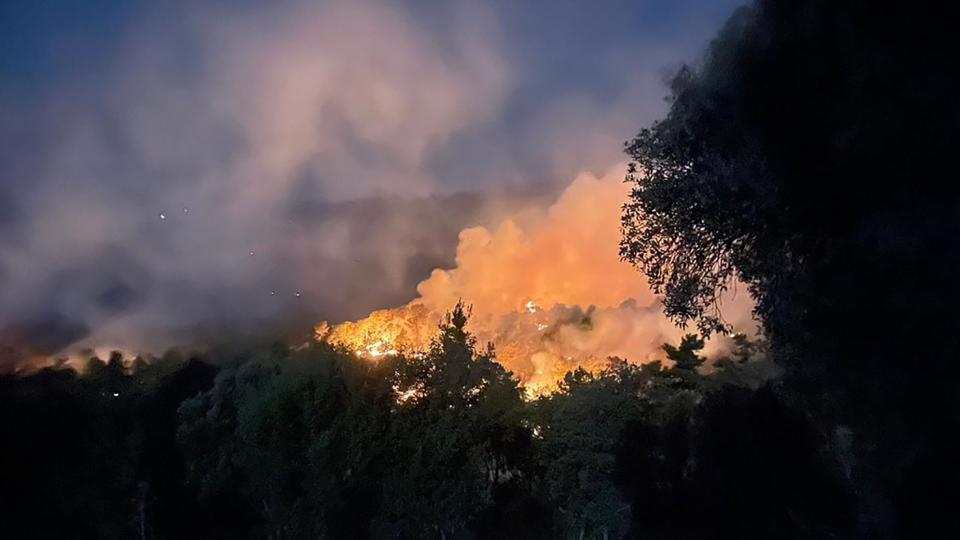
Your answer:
[620,0,960,533]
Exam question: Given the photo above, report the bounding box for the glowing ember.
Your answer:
[317,299,672,393]
[322,303,436,360]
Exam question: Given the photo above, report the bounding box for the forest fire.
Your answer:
[3,1,947,535]
[317,297,626,394]
[316,167,756,392]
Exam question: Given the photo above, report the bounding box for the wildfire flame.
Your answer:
[316,166,758,393]
[317,303,435,358]
[317,299,621,394]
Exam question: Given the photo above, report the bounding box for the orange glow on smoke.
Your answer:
[316,166,757,394]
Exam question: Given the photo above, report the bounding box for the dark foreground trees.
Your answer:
[176,303,530,539]
[620,0,960,536]
[0,305,852,539]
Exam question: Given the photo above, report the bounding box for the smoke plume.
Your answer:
[0,0,743,371]
[323,166,757,391]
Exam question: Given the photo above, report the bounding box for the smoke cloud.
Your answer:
[324,166,757,390]
[0,0,744,370]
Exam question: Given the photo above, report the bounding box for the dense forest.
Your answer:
[3,0,959,538]
[3,305,851,539]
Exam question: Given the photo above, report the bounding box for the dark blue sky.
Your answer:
[1,0,741,112]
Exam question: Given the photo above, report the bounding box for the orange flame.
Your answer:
[316,166,757,393]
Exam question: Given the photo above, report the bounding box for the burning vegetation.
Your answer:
[316,167,756,393]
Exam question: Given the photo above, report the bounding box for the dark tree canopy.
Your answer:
[622,0,960,535]
[623,0,960,344]
[3,308,831,540]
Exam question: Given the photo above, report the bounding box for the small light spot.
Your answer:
[112,392,120,398]
[270,290,276,296]
[295,291,301,298]
[183,207,190,215]
[249,250,255,256]
[158,212,166,221]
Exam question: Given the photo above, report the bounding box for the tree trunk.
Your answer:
[138,482,148,540]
